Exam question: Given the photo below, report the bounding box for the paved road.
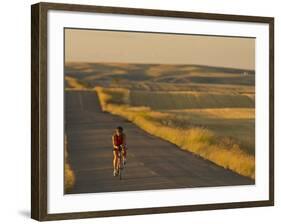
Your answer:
[65,91,254,194]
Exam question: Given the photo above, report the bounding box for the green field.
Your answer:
[65,62,255,179]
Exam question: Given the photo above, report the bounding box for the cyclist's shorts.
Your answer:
[113,146,127,157]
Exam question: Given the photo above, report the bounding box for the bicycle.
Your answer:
[116,147,125,180]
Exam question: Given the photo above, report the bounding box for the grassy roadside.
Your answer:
[64,135,75,193]
[95,86,255,179]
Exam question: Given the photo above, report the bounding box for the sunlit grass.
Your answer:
[167,108,255,119]
[156,108,255,155]
[64,135,75,193]
[65,76,89,90]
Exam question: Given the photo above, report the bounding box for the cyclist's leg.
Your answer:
[117,146,122,169]
[113,149,118,175]
[118,150,121,169]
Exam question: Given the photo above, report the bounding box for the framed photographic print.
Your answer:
[31,2,274,221]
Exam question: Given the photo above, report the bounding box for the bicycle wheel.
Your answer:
[119,152,122,180]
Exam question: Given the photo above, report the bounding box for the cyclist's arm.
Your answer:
[112,136,117,149]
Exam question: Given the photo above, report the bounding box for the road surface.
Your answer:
[65,91,254,194]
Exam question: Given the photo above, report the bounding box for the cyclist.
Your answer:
[112,126,127,176]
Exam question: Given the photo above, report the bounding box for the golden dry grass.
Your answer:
[65,76,88,90]
[95,87,255,179]
[168,108,255,119]
[162,108,255,155]
[64,135,75,193]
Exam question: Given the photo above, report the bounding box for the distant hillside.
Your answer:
[65,62,255,88]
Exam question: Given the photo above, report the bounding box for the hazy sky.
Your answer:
[65,29,255,70]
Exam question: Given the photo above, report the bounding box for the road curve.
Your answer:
[65,91,254,194]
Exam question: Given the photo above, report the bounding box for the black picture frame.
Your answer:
[31,2,274,221]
